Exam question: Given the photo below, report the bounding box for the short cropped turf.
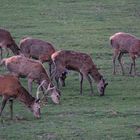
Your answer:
[0,0,140,139]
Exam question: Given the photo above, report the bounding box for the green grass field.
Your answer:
[0,0,140,139]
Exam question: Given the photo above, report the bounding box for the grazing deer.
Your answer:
[0,74,41,119]
[51,50,108,96]
[110,32,140,75]
[19,37,56,75]
[0,28,20,59]
[1,55,61,104]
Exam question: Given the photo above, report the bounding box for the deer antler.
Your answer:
[36,80,46,99]
[36,81,55,99]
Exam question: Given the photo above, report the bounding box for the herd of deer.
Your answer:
[0,28,140,120]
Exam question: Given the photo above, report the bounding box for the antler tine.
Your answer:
[36,80,46,99]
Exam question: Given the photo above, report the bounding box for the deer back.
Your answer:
[19,37,56,62]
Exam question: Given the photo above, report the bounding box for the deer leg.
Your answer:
[28,78,33,94]
[5,47,9,57]
[129,62,133,75]
[55,76,60,89]
[50,66,56,81]
[51,71,60,88]
[129,56,136,75]
[86,75,94,95]
[50,71,55,82]
[0,47,3,59]
[79,73,83,95]
[60,77,66,87]
[133,58,136,76]
[9,99,13,120]
[0,96,8,116]
[133,60,136,76]
[51,68,61,88]
[112,49,119,75]
[118,52,125,75]
[49,62,52,77]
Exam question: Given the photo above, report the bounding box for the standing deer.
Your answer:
[19,37,56,75]
[51,50,108,96]
[110,32,140,75]
[0,74,41,119]
[1,55,61,104]
[0,28,20,59]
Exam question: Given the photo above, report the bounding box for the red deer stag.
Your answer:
[110,32,140,75]
[19,37,56,75]
[51,50,108,96]
[0,28,20,59]
[0,74,40,119]
[1,55,60,104]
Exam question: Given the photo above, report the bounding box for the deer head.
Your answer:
[46,84,61,104]
[97,77,108,96]
[60,70,68,87]
[31,99,41,119]
[36,81,61,104]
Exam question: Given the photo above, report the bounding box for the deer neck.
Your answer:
[90,65,102,83]
[17,87,35,108]
[10,42,20,55]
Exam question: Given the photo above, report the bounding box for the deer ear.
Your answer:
[100,75,103,80]
[35,98,40,103]
[62,69,68,75]
[105,83,108,87]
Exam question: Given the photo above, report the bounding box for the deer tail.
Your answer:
[109,37,116,48]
